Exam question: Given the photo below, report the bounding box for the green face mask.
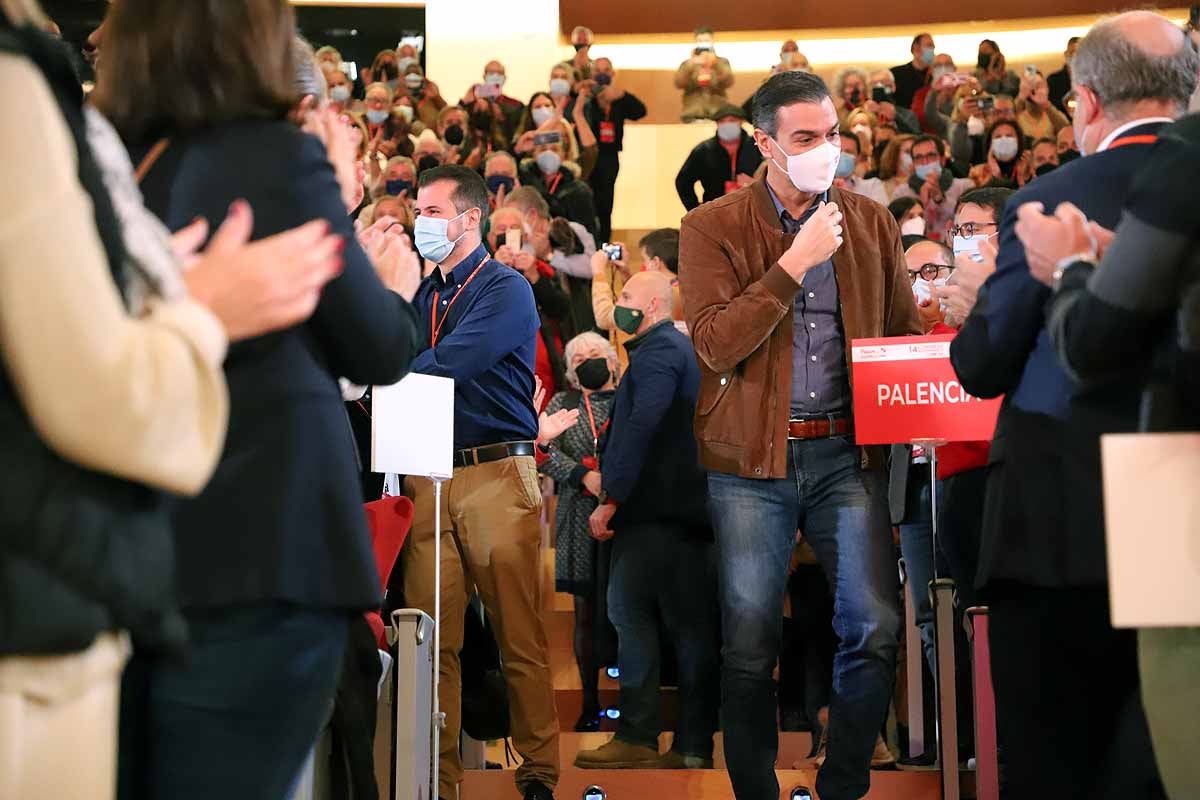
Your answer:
[613,304,644,335]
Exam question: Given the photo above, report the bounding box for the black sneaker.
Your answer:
[574,709,601,732]
[523,779,555,800]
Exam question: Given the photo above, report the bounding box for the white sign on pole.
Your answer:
[1102,432,1200,628]
[371,373,454,480]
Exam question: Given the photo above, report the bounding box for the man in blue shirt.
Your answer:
[400,166,558,800]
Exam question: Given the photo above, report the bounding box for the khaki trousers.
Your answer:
[402,455,559,799]
[1139,627,1200,799]
[0,632,129,800]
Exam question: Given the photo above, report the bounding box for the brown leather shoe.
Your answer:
[573,738,660,769]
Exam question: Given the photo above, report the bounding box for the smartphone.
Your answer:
[1024,65,1038,78]
[871,85,893,103]
[978,96,995,112]
[601,243,623,261]
[533,131,562,147]
[505,227,522,252]
[476,81,501,99]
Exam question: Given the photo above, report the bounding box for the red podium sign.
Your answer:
[850,335,1001,445]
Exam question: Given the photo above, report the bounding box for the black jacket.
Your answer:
[602,321,709,530]
[583,92,648,154]
[950,122,1165,589]
[0,24,185,655]
[518,162,599,239]
[136,120,420,612]
[675,131,763,211]
[1047,66,1072,115]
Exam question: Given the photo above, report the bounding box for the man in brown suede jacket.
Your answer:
[679,70,920,800]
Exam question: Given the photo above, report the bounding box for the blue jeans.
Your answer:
[608,522,721,757]
[709,437,900,800]
[118,604,349,800]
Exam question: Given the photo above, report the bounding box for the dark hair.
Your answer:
[840,128,861,155]
[1067,36,1081,47]
[956,186,1014,220]
[638,228,680,273]
[751,70,832,137]
[694,26,714,37]
[979,38,1000,53]
[911,33,932,50]
[93,0,298,142]
[1031,136,1057,151]
[889,196,923,222]
[418,165,490,217]
[910,134,944,157]
[901,233,930,251]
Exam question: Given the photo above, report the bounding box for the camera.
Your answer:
[871,85,893,104]
[601,243,623,261]
[978,96,996,113]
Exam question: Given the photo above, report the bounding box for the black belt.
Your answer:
[453,441,535,469]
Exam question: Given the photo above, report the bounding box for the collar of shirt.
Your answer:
[1096,117,1175,152]
[426,242,490,292]
[765,180,828,232]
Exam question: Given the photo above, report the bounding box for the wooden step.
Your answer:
[462,766,940,800]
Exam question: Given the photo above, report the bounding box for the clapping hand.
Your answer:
[358,215,422,301]
[534,375,579,444]
[936,239,998,327]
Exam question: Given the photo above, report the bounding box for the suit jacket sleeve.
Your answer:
[675,144,703,211]
[288,134,420,387]
[950,198,1048,397]
[601,344,679,503]
[621,93,647,121]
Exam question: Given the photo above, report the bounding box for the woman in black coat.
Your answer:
[92,2,421,798]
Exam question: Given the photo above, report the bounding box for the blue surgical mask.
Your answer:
[921,47,935,66]
[536,150,562,174]
[414,210,469,264]
[835,151,857,179]
[329,85,351,104]
[915,161,942,181]
[486,174,515,195]
[385,178,413,197]
[365,108,389,125]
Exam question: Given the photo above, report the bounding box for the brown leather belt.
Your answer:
[788,415,853,440]
[453,441,535,468]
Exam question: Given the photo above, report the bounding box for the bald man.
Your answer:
[573,271,720,771]
[481,59,526,141]
[949,11,1196,796]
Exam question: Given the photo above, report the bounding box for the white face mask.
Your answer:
[768,136,840,193]
[900,217,926,236]
[953,232,996,263]
[966,116,985,136]
[396,105,414,123]
[991,135,1019,162]
[912,276,948,304]
[549,78,572,98]
[716,121,742,142]
[531,106,554,127]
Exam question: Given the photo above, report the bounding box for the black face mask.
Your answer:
[444,124,465,146]
[1058,148,1081,164]
[977,52,992,70]
[1034,162,1058,177]
[417,154,441,174]
[849,87,863,106]
[576,358,611,391]
[573,43,588,52]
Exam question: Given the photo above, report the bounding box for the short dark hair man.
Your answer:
[675,104,763,210]
[950,12,1198,796]
[403,165,559,800]
[892,32,935,108]
[1047,36,1081,114]
[680,70,920,800]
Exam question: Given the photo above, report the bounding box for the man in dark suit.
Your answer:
[949,12,1197,798]
[674,104,763,211]
[1046,36,1079,114]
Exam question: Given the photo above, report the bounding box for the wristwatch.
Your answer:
[597,490,615,506]
[1051,252,1097,292]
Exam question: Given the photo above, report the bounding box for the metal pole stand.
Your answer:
[431,476,448,796]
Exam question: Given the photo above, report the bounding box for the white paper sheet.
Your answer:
[1102,432,1200,628]
[371,373,454,479]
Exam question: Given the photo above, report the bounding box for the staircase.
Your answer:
[458,550,943,800]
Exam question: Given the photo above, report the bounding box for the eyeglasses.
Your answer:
[908,263,955,283]
[947,221,997,238]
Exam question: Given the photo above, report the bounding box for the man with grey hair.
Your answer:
[949,11,1199,797]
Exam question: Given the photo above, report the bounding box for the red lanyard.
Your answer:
[1106,134,1158,150]
[582,392,610,455]
[430,260,488,347]
[720,140,739,179]
[545,171,563,195]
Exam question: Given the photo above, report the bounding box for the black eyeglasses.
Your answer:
[947,221,997,238]
[908,263,955,283]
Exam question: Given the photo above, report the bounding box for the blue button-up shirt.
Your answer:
[765,184,850,416]
[411,244,540,450]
